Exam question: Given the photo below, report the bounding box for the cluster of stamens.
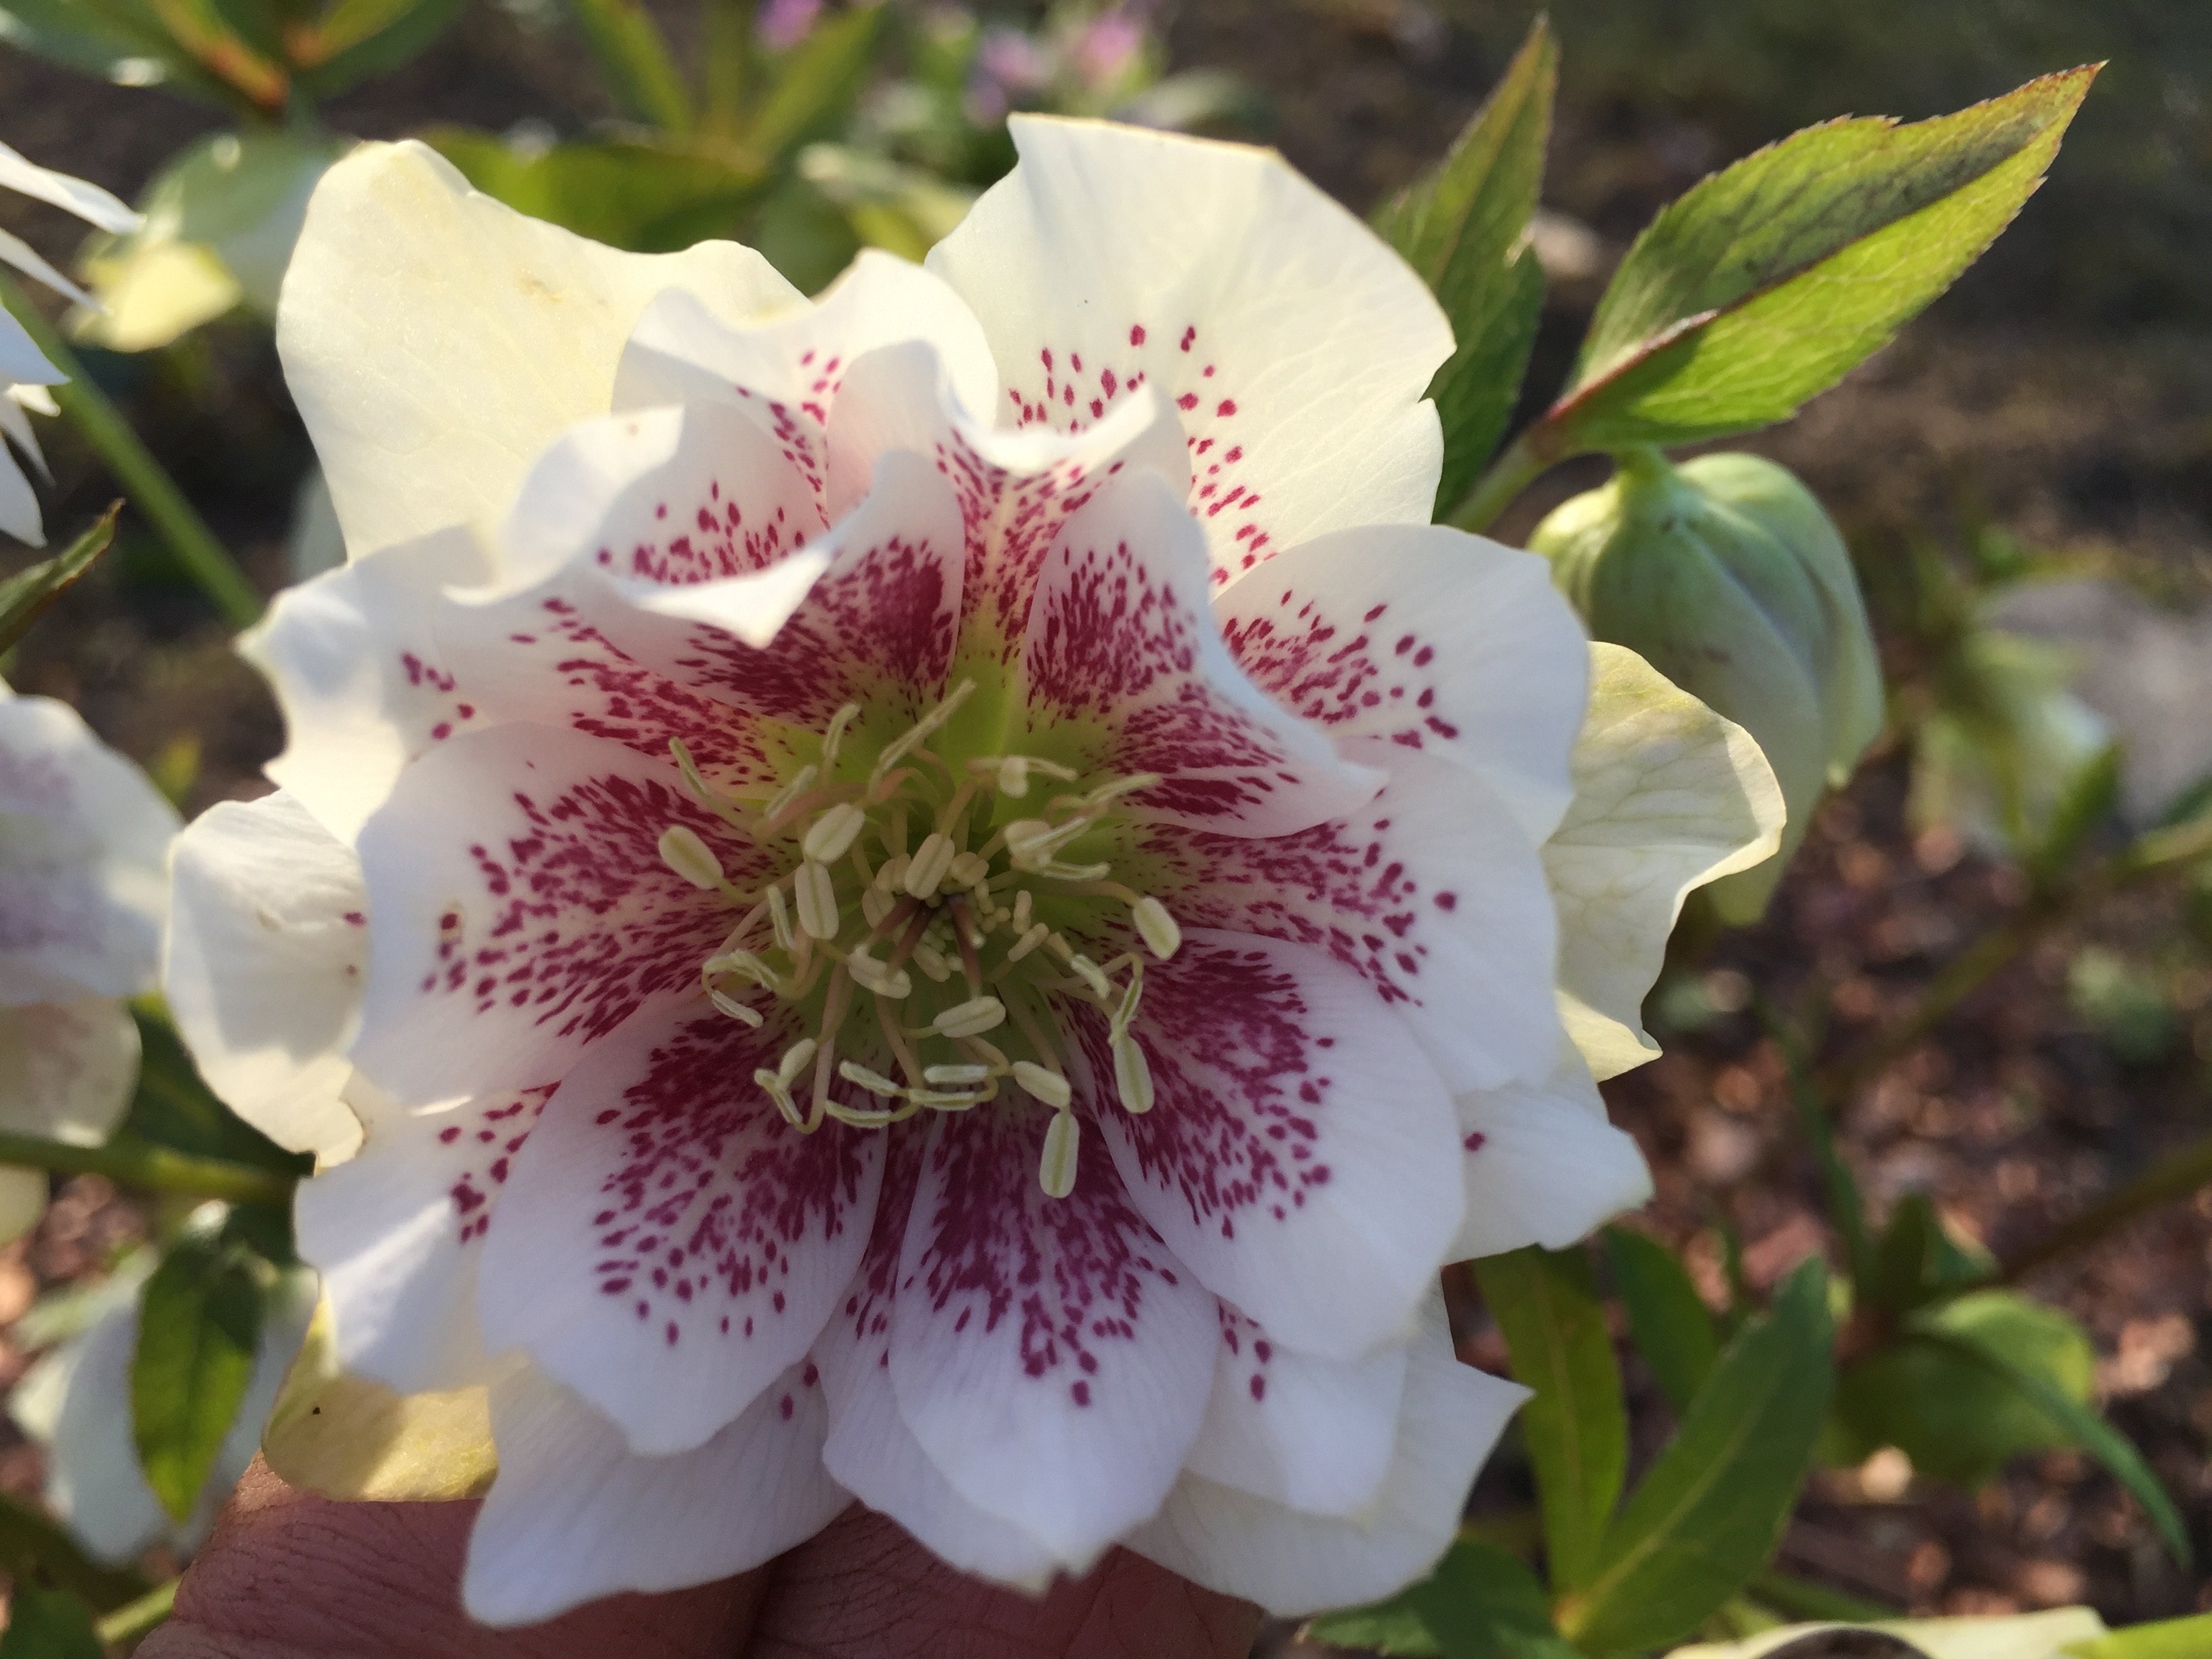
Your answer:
[657,680,1182,1197]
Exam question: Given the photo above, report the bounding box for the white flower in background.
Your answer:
[165,123,1779,1624]
[0,142,140,546]
[0,682,178,1240]
[8,1252,316,1562]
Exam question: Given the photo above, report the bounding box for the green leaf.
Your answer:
[1305,1540,1579,1659]
[1374,20,1551,514]
[124,1001,308,1178]
[1604,1225,1719,1414]
[131,1204,267,1521]
[1564,1258,1835,1655]
[2027,739,2123,893]
[291,0,463,98]
[1858,1193,1983,1317]
[0,1582,104,1659]
[562,0,691,130]
[1917,1318,2189,1565]
[423,130,765,253]
[1831,1291,2094,1488]
[0,0,225,102]
[1471,1246,1626,1591]
[1547,66,2096,454]
[0,506,117,655]
[2068,1612,2212,1659]
[742,6,884,169]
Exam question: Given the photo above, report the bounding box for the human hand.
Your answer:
[138,1460,1261,1659]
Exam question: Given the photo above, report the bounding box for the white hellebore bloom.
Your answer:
[0,680,178,1239]
[165,122,1781,1624]
[0,142,142,546]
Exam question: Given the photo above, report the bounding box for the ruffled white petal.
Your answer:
[243,529,494,844]
[476,1004,882,1456]
[462,1358,848,1626]
[1215,525,1589,844]
[0,998,138,1144]
[1123,1298,1527,1616]
[1544,645,1784,1078]
[928,115,1452,577]
[278,140,800,560]
[163,791,366,1161]
[1181,1300,1406,1517]
[1088,930,1462,1363]
[1450,1047,1653,1263]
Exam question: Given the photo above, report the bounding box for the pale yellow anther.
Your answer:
[924,1063,991,1086]
[819,702,861,771]
[754,1068,806,1129]
[794,861,840,940]
[912,1088,986,1111]
[764,764,819,823]
[804,802,867,863]
[838,1060,906,1099]
[861,886,895,928]
[912,941,954,982]
[1011,1061,1072,1110]
[874,855,908,893]
[708,988,764,1027]
[845,947,913,1000]
[933,996,1006,1038]
[1111,1029,1155,1115]
[1086,773,1161,808]
[1130,896,1182,960]
[766,885,794,952]
[705,949,777,988]
[1005,923,1051,964]
[1011,890,1033,932]
[948,851,990,888]
[905,833,957,900]
[872,678,976,785]
[777,1038,819,1088]
[659,825,725,891]
[825,1099,905,1128]
[1039,1109,1080,1199]
[1067,953,1113,1000]
[996,754,1031,797]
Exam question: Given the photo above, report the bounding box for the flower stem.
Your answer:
[1446,427,1552,535]
[96,1577,180,1645]
[0,1486,152,1613]
[1995,1130,2212,1288]
[0,275,262,631]
[0,1131,293,1207]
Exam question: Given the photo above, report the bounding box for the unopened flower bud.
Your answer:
[1530,449,1881,920]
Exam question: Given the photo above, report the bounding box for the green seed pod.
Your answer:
[1530,449,1882,921]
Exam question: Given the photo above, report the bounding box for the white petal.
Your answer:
[1214,524,1589,844]
[0,141,138,233]
[1088,930,1462,1362]
[462,1357,848,1626]
[243,527,495,844]
[0,695,178,1003]
[477,1004,883,1456]
[1545,644,1784,1079]
[351,725,752,1104]
[1021,470,1384,837]
[1154,740,1563,1093]
[1124,1298,1528,1616]
[0,998,138,1145]
[294,1077,546,1395]
[278,140,800,560]
[813,1139,1063,1593]
[0,384,53,485]
[0,316,59,395]
[1450,1047,1653,1262]
[1182,1300,1406,1517]
[928,115,1452,577]
[163,791,366,1161]
[0,425,43,545]
[889,1108,1216,1568]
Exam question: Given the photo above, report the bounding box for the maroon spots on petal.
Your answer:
[1179,327,1196,352]
[1435,891,1458,911]
[1216,400,1237,418]
[1071,1380,1091,1406]
[1129,324,1147,346]
[1248,1373,1266,1401]
[1176,392,1200,411]
[1464,1130,1488,1152]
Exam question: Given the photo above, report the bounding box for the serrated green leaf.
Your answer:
[1472,1246,1625,1591]
[291,0,462,98]
[1915,1319,2188,1565]
[1374,20,1551,513]
[0,506,116,655]
[131,1205,266,1521]
[1547,66,2095,454]
[1565,1258,1835,1654]
[1305,1540,1578,1659]
[562,0,691,130]
[0,1581,104,1659]
[2067,1612,2212,1659]
[424,129,765,253]
[1605,1225,1719,1414]
[742,7,884,169]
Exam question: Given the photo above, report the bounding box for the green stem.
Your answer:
[0,1132,293,1207]
[0,1488,151,1613]
[0,277,262,631]
[1996,1130,2212,1288]
[95,1578,178,1647]
[1447,427,1551,534]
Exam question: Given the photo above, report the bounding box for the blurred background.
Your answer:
[0,0,2208,1645]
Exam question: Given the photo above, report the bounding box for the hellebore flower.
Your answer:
[0,682,178,1240]
[166,121,1780,1623]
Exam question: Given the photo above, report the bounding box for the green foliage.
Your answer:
[0,1580,104,1659]
[1857,1193,1986,1318]
[291,0,462,100]
[131,1203,268,1521]
[1472,1246,1626,1591]
[1306,1540,1580,1658]
[0,506,115,655]
[562,0,692,129]
[1548,66,2095,453]
[425,131,767,255]
[2068,1613,2212,1659]
[1372,18,1552,514]
[1563,1259,1835,1655]
[123,1002,308,1181]
[740,7,884,169]
[1605,1225,1719,1414]
[2065,947,2177,1066]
